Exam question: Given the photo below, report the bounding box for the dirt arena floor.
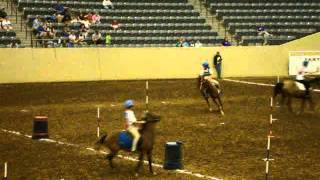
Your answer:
[0,78,320,180]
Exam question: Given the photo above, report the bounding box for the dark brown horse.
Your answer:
[95,112,160,176]
[273,77,320,114]
[197,76,224,115]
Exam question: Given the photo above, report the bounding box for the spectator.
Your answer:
[103,0,114,9]
[1,17,12,30]
[68,32,77,44]
[213,51,222,79]
[0,7,7,19]
[61,8,72,24]
[79,23,89,38]
[53,0,65,14]
[258,26,272,45]
[105,34,112,45]
[175,38,183,47]
[182,40,190,47]
[32,16,42,33]
[222,37,231,46]
[84,12,93,23]
[44,23,56,39]
[8,41,19,48]
[194,40,203,47]
[91,12,101,24]
[111,20,120,31]
[92,30,102,45]
[77,33,86,45]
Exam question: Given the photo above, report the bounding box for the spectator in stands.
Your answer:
[194,40,203,47]
[92,30,102,45]
[111,20,120,31]
[62,8,72,24]
[0,7,7,19]
[32,16,42,34]
[213,51,222,79]
[8,41,19,48]
[79,23,89,38]
[105,34,112,45]
[175,38,183,47]
[68,32,77,44]
[44,23,56,39]
[258,26,272,46]
[1,17,12,30]
[53,0,65,15]
[91,12,101,24]
[103,0,114,10]
[85,12,93,23]
[182,39,190,47]
[77,33,86,45]
[222,37,231,46]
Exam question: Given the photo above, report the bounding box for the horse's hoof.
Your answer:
[209,108,213,112]
[135,173,139,177]
[152,172,157,176]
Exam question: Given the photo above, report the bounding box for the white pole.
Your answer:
[277,76,280,83]
[270,97,273,108]
[4,162,7,179]
[146,81,149,112]
[267,136,271,150]
[97,107,100,119]
[97,107,100,138]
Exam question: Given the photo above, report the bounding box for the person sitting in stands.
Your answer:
[111,20,120,31]
[68,32,77,44]
[105,34,112,46]
[92,30,102,45]
[103,0,114,9]
[0,17,12,30]
[222,37,231,46]
[91,12,101,24]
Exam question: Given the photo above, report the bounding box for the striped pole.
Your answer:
[264,135,274,180]
[97,107,100,138]
[3,162,7,180]
[145,81,149,112]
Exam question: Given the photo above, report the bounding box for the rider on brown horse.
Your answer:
[199,61,220,94]
[124,99,145,152]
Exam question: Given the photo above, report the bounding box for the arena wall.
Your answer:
[0,33,319,83]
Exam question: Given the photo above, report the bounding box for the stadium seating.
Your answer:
[206,0,320,45]
[17,0,223,47]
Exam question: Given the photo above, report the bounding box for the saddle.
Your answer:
[118,131,142,151]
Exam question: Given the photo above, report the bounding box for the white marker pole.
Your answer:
[4,162,7,180]
[146,81,149,112]
[270,97,273,108]
[97,107,100,138]
[277,76,280,83]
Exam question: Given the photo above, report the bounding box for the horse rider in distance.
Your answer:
[199,61,221,94]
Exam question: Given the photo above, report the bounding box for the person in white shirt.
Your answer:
[103,0,114,9]
[296,60,319,96]
[124,100,145,152]
[194,40,203,47]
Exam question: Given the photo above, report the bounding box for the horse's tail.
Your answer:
[96,134,108,144]
[273,82,284,98]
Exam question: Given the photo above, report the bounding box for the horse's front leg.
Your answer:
[147,151,156,175]
[308,96,315,111]
[298,98,306,115]
[135,151,144,177]
[287,97,293,112]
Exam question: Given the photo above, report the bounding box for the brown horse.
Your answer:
[273,77,320,114]
[197,76,224,115]
[95,112,160,176]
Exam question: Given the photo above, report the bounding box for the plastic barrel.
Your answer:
[163,141,183,170]
[32,116,49,139]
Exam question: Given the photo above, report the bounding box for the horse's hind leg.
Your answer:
[205,97,212,112]
[212,97,224,116]
[106,152,116,168]
[287,97,293,112]
[298,98,306,115]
